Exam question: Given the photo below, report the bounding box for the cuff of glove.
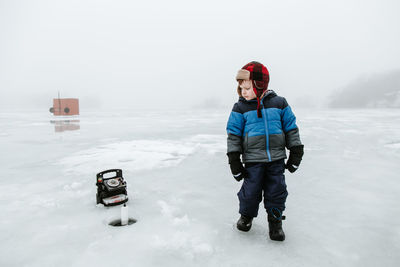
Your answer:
[289,145,304,156]
[227,151,241,164]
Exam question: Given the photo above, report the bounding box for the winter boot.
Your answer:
[268,211,286,241]
[236,215,253,232]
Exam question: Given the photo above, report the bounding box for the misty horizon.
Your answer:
[1,0,399,111]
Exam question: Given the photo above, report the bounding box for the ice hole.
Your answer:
[108,218,137,227]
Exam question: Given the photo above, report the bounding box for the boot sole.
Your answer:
[269,234,285,241]
[237,224,252,232]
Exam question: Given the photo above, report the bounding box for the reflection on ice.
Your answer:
[50,119,80,132]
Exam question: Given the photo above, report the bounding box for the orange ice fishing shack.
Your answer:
[50,98,79,116]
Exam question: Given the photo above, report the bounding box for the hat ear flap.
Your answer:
[253,80,265,90]
[252,81,262,98]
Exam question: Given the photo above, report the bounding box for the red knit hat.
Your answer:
[236,61,270,117]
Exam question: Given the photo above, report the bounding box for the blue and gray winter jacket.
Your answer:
[226,90,302,163]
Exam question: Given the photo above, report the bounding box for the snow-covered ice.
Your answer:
[0,108,399,267]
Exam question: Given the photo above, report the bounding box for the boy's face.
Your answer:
[239,80,256,100]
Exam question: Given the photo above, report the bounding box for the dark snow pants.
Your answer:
[237,159,288,218]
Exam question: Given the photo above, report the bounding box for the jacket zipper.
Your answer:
[261,100,272,161]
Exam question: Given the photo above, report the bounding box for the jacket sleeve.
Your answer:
[226,103,244,154]
[281,98,302,149]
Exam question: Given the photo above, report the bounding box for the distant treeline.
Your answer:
[329,70,400,108]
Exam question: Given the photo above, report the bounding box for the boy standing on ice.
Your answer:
[226,61,304,241]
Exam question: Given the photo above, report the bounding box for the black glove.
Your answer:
[286,145,304,173]
[227,152,246,181]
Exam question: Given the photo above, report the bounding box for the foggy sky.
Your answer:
[1,0,399,111]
